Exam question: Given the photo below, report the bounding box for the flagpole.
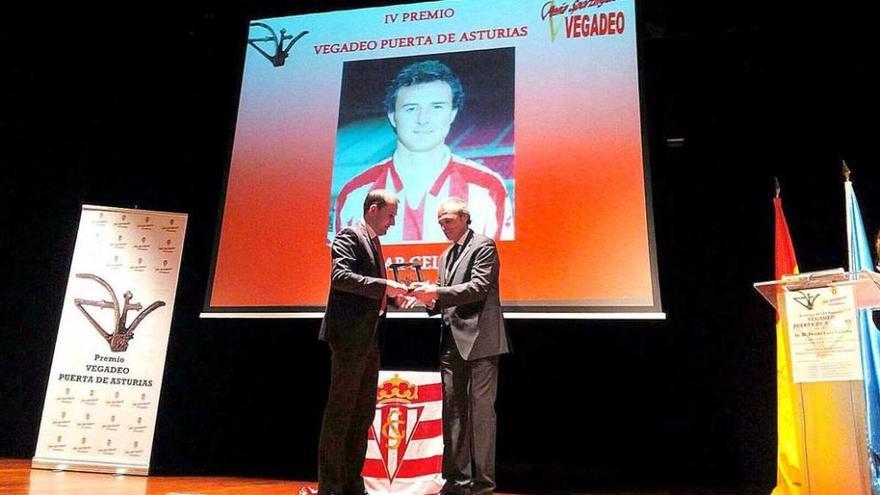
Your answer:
[845,161,855,262]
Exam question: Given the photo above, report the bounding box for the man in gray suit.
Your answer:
[318,189,409,495]
[411,197,510,495]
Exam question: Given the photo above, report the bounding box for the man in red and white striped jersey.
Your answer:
[333,60,513,245]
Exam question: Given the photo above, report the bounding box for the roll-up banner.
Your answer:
[32,205,187,475]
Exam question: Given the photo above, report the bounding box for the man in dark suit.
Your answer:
[317,189,408,495]
[411,196,510,495]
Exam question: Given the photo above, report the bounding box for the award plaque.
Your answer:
[388,262,423,288]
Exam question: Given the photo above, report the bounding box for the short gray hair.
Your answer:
[439,197,471,224]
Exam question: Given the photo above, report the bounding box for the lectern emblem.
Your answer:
[73,273,165,352]
[793,290,820,310]
[371,374,424,481]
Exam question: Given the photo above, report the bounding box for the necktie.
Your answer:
[445,244,460,284]
[372,236,388,312]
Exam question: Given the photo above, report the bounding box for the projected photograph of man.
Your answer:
[328,49,515,245]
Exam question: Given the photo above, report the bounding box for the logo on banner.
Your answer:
[540,0,624,41]
[73,273,166,352]
[371,374,425,482]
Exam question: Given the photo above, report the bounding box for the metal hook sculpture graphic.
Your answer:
[73,273,165,352]
[248,22,309,67]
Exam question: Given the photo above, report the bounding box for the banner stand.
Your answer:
[32,205,187,476]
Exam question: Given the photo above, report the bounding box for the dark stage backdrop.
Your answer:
[1,1,877,493]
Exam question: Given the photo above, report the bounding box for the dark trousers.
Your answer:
[440,327,500,495]
[318,339,380,495]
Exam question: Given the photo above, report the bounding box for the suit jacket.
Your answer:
[433,229,510,360]
[319,221,388,351]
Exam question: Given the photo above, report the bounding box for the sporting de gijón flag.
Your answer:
[363,371,444,495]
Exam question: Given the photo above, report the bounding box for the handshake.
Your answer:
[384,280,438,309]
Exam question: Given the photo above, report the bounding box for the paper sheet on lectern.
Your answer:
[784,285,863,383]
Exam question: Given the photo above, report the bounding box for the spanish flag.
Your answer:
[771,195,805,495]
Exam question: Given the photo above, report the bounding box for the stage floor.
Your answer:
[2,458,317,495]
[1,459,755,494]
[5,459,502,495]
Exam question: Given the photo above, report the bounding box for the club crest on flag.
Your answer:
[371,374,425,482]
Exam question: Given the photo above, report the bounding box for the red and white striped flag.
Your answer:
[364,371,445,495]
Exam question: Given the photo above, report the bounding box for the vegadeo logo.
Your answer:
[541,0,625,42]
[72,273,166,352]
[247,22,309,68]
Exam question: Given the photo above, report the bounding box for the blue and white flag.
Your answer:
[845,179,880,494]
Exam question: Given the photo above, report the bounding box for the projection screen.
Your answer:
[203,0,663,318]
